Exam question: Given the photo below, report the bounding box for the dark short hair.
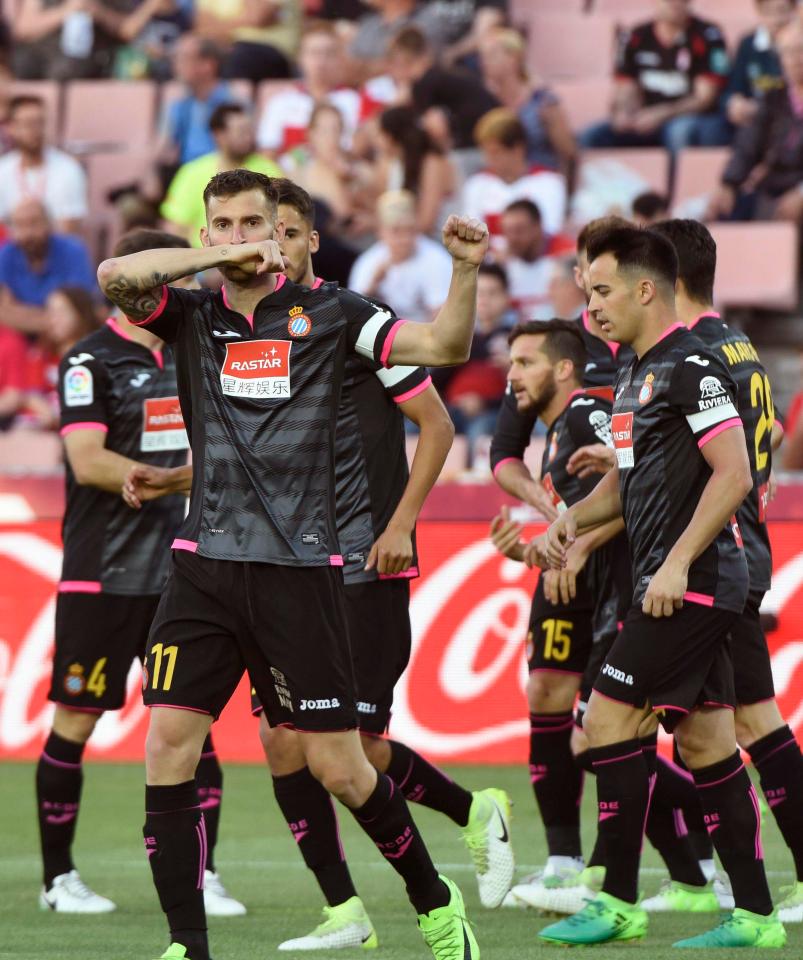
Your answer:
[113,228,190,258]
[9,95,44,117]
[196,37,224,65]
[576,215,631,256]
[202,169,279,215]
[508,318,587,377]
[274,177,315,226]
[586,225,678,294]
[209,102,246,133]
[478,262,508,290]
[650,218,716,305]
[632,191,669,221]
[503,199,541,222]
[388,25,430,57]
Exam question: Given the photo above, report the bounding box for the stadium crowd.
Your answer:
[0,0,801,466]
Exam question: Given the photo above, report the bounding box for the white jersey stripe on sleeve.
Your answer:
[686,402,739,434]
[375,364,418,388]
[355,309,392,360]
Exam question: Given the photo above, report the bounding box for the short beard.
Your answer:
[518,376,556,417]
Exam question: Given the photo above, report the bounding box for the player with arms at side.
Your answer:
[37,230,242,918]
[537,226,784,948]
[98,169,489,960]
[639,218,803,921]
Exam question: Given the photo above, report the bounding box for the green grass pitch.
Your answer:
[2,761,801,959]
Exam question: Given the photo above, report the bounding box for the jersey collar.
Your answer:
[106,317,164,369]
[221,274,288,330]
[688,309,721,330]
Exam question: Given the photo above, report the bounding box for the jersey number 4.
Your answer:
[542,619,572,661]
[750,372,774,473]
[150,643,178,692]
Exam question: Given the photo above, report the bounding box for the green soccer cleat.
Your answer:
[672,908,787,948]
[418,875,479,960]
[538,891,648,945]
[154,946,191,960]
[278,896,378,951]
[777,881,803,923]
[461,787,514,909]
[641,879,719,913]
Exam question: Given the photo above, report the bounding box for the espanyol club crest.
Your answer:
[63,663,86,695]
[287,305,312,338]
[638,372,654,404]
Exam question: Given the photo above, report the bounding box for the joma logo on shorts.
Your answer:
[299,698,341,710]
[602,664,634,686]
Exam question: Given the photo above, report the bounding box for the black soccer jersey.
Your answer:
[690,312,773,592]
[133,276,403,566]
[59,318,188,595]
[578,310,633,390]
[611,324,748,613]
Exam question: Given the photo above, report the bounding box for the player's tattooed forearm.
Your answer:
[104,272,170,320]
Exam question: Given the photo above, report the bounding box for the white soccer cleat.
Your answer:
[777,882,803,923]
[39,870,116,913]
[501,870,544,908]
[713,871,735,910]
[203,869,247,917]
[278,896,377,951]
[511,863,603,914]
[461,788,515,908]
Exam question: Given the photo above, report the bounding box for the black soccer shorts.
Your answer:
[526,571,594,677]
[731,590,776,705]
[142,551,358,732]
[49,592,160,712]
[592,602,737,733]
[251,578,411,735]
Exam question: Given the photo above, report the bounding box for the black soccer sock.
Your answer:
[590,739,651,904]
[574,749,605,868]
[272,766,357,907]
[144,780,209,960]
[530,713,583,857]
[640,731,658,776]
[385,740,473,828]
[672,740,714,862]
[36,731,85,887]
[195,734,222,874]
[645,804,708,886]
[750,725,803,881]
[693,751,773,916]
[352,773,447,915]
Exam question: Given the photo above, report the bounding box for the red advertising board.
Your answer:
[1,520,803,764]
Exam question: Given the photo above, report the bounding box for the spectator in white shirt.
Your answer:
[348,189,452,323]
[257,21,362,156]
[0,96,88,234]
[498,199,566,321]
[461,107,567,243]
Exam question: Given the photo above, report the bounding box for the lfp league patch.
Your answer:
[64,365,93,407]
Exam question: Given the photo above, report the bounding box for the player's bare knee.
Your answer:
[360,733,391,773]
[528,671,577,713]
[52,706,98,744]
[734,701,783,751]
[260,721,305,775]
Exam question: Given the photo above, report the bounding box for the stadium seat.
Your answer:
[672,147,730,217]
[577,147,670,192]
[84,150,153,260]
[524,15,617,81]
[709,222,799,311]
[590,0,651,22]
[551,78,613,133]
[63,81,157,150]
[407,433,468,479]
[11,81,61,142]
[512,0,585,21]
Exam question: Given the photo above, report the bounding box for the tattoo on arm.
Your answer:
[104,272,171,321]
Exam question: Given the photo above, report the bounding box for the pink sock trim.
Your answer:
[748,784,764,860]
[42,751,82,770]
[695,762,745,789]
[592,748,643,768]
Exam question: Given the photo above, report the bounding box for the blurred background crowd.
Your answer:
[0,0,802,475]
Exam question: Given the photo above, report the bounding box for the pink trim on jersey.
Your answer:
[697,418,741,449]
[131,285,168,326]
[330,554,344,566]
[688,310,721,330]
[60,422,108,437]
[703,700,735,711]
[492,456,522,479]
[530,667,584,677]
[591,687,635,707]
[379,566,420,580]
[380,319,406,367]
[172,538,198,553]
[683,591,715,607]
[567,387,586,403]
[657,321,685,343]
[393,376,432,405]
[56,703,105,714]
[106,317,164,368]
[311,276,324,289]
[58,580,102,593]
[653,703,691,715]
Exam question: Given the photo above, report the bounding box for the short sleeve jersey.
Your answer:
[617,16,729,107]
[59,320,189,595]
[611,324,748,612]
[690,313,773,592]
[133,276,403,565]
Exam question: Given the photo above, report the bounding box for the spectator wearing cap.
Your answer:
[580,0,731,153]
[162,103,282,244]
[725,0,793,129]
[386,25,499,157]
[497,199,572,321]
[257,21,363,157]
[0,96,88,235]
[707,19,803,222]
[479,26,576,173]
[0,199,96,336]
[462,109,567,242]
[631,190,670,225]
[348,189,452,324]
